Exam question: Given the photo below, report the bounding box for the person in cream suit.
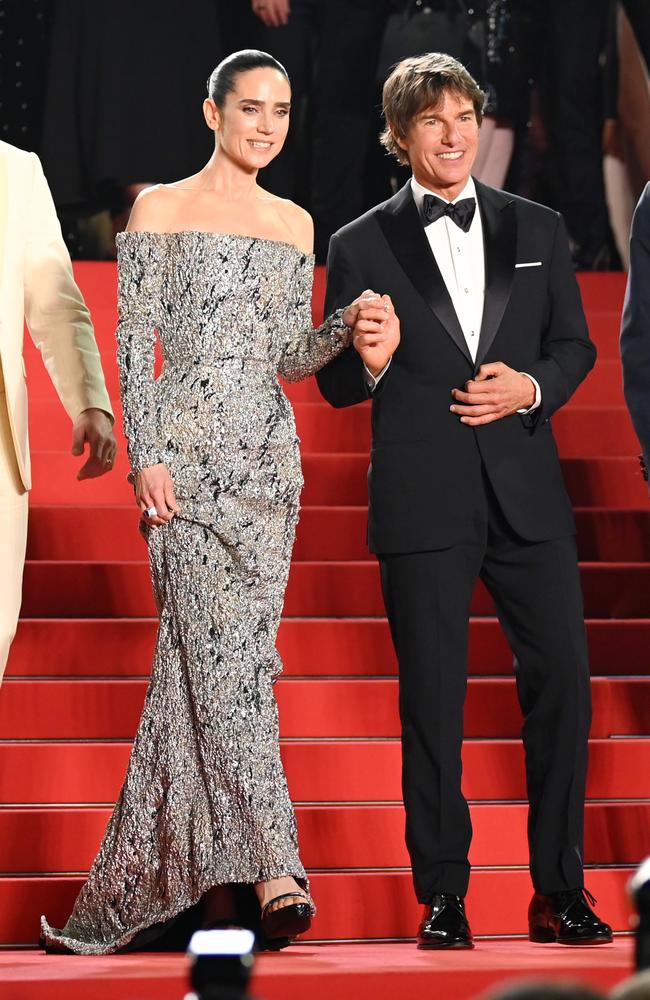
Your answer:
[0,141,116,680]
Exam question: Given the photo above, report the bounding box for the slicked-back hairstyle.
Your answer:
[380,52,487,165]
[207,49,289,108]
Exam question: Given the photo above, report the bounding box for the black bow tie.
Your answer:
[421,194,476,232]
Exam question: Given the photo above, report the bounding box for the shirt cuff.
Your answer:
[517,373,541,414]
[364,359,391,391]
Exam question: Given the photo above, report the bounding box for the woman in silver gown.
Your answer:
[41,49,397,955]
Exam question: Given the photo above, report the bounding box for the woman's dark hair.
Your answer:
[207,49,289,108]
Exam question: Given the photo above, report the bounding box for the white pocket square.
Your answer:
[515,261,543,268]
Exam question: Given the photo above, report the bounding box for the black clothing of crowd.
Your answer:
[3,0,649,266]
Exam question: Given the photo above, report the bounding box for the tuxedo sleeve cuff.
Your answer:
[517,372,542,414]
[364,359,391,392]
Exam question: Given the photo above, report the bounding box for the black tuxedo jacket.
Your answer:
[316,180,596,554]
[621,180,650,471]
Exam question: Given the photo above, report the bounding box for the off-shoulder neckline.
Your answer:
[116,230,315,260]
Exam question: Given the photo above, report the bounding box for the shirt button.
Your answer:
[464,288,469,294]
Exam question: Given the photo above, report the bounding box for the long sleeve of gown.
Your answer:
[278,253,351,382]
[115,232,167,473]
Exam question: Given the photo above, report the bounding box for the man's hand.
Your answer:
[450,362,536,426]
[135,464,179,527]
[252,0,290,27]
[348,293,400,376]
[71,408,117,479]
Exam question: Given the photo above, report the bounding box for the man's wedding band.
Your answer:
[383,302,389,313]
[143,506,157,518]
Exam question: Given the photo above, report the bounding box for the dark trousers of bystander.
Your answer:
[544,0,650,269]
[257,0,387,261]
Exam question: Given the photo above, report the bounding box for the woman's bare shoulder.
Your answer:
[279,200,314,255]
[126,181,196,233]
[126,185,175,233]
[259,190,314,254]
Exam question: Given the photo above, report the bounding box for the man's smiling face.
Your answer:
[396,90,480,200]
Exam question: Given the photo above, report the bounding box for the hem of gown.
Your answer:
[39,867,310,956]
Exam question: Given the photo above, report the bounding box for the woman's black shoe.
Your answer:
[417,894,474,949]
[260,892,313,942]
[529,889,613,945]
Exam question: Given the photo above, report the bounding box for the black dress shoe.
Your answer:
[417,894,474,949]
[529,889,613,945]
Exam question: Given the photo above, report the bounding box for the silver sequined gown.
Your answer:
[40,231,350,955]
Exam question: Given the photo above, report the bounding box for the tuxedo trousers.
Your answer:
[0,365,28,681]
[379,473,591,902]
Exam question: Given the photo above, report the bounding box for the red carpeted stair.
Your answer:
[0,266,647,998]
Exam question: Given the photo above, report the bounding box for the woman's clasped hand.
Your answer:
[345,289,401,377]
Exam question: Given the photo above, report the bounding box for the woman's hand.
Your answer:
[251,0,290,27]
[351,294,401,377]
[342,289,382,330]
[134,463,179,527]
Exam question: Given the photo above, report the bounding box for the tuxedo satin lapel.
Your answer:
[377,184,473,364]
[475,183,516,368]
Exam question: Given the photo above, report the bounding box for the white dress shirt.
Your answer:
[411,174,485,360]
[367,176,540,412]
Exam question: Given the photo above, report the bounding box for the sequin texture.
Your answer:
[40,231,350,955]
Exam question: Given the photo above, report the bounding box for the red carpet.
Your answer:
[0,940,634,1000]
[1,266,646,997]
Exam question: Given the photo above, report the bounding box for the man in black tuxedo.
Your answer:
[317,53,612,949]
[621,182,650,485]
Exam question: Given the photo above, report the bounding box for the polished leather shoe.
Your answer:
[529,889,613,945]
[417,894,473,949]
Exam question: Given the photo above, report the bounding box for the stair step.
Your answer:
[8,618,650,678]
[26,453,649,508]
[18,561,650,618]
[0,739,646,805]
[24,505,650,562]
[25,341,629,399]
[0,677,646,741]
[25,354,630,414]
[563,458,648,508]
[7,618,650,677]
[25,398,640,459]
[2,866,634,946]
[0,801,646,874]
